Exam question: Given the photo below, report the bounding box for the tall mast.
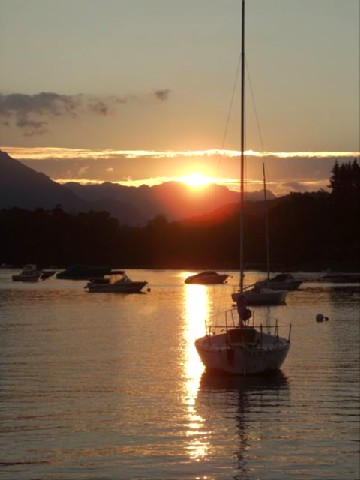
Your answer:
[240,0,245,292]
[263,163,270,282]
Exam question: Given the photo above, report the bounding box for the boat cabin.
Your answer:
[227,327,257,345]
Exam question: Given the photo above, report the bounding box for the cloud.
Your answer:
[279,180,328,193]
[154,89,170,101]
[0,92,81,135]
[281,181,311,192]
[78,165,89,176]
[16,117,48,136]
[88,99,109,116]
[0,92,79,117]
[5,146,357,196]
[0,88,172,135]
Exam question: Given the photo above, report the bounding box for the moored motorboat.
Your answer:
[185,271,229,285]
[255,273,302,291]
[85,270,148,293]
[12,264,42,282]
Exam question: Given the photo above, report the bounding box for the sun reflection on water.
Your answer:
[183,284,209,460]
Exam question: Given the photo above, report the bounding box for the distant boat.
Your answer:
[318,271,360,283]
[85,270,148,293]
[253,273,302,291]
[56,264,111,280]
[195,0,291,375]
[233,286,287,306]
[12,264,42,282]
[232,165,287,306]
[185,271,229,285]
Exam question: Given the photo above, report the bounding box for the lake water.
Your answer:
[0,269,359,480]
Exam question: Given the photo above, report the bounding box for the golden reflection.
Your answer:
[183,284,209,460]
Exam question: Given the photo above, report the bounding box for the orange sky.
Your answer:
[0,1,358,194]
[3,146,359,196]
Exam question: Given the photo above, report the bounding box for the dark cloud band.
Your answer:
[0,89,171,135]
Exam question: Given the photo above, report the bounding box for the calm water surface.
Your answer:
[0,269,359,479]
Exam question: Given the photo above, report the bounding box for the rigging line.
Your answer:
[221,54,241,151]
[214,53,241,184]
[212,55,241,313]
[245,57,273,192]
[246,58,274,279]
[213,53,241,209]
[245,57,264,153]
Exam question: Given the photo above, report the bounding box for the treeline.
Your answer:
[1,160,359,271]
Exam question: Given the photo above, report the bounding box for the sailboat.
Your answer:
[194,0,291,375]
[232,164,287,306]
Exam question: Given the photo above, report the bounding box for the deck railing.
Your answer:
[205,307,291,342]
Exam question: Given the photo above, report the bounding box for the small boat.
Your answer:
[232,166,287,306]
[185,271,229,285]
[232,286,287,306]
[195,0,291,375]
[253,273,302,291]
[85,270,148,293]
[56,264,111,280]
[12,264,42,282]
[318,271,360,283]
[195,299,291,375]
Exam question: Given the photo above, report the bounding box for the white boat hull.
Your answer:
[232,289,287,306]
[195,330,290,375]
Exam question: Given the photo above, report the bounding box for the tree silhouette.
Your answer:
[1,160,359,271]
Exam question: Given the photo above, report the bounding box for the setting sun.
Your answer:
[181,173,213,189]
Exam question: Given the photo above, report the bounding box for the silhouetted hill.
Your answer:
[0,149,86,211]
[88,196,146,226]
[178,197,280,226]
[0,149,276,225]
[65,181,233,221]
[1,158,358,270]
[0,151,146,224]
[65,180,276,223]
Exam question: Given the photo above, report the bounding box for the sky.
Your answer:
[0,0,359,195]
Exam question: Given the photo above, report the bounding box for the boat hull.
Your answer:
[87,281,147,293]
[232,289,287,306]
[257,280,302,291]
[195,332,290,375]
[12,274,40,282]
[185,274,228,285]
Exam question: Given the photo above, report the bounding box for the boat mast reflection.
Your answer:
[198,370,289,476]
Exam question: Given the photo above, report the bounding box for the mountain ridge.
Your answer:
[0,149,275,225]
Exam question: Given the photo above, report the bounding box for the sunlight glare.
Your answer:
[181,173,213,189]
[182,284,209,460]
